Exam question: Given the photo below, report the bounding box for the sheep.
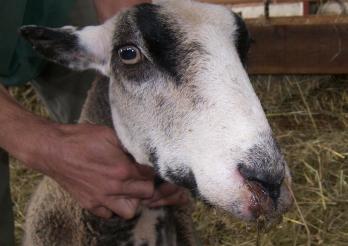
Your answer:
[20,0,293,245]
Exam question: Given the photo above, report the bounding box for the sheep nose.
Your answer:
[238,163,283,201]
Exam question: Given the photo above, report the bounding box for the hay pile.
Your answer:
[9,76,348,245]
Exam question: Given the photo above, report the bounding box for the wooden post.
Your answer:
[302,0,310,15]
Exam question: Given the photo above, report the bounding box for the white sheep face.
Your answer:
[20,0,292,221]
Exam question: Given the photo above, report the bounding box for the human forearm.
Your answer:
[0,84,57,171]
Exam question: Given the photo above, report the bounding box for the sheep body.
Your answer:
[24,78,197,246]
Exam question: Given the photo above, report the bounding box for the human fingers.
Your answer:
[144,182,180,204]
[90,207,113,219]
[148,189,189,208]
[120,179,155,199]
[104,197,140,220]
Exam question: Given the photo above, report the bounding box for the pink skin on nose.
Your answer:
[245,180,275,219]
[234,168,278,220]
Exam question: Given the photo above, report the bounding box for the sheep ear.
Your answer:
[20,25,111,75]
[232,12,251,66]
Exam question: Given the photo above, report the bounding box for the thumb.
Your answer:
[105,197,140,220]
[136,164,156,180]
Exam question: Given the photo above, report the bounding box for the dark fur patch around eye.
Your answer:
[232,12,251,66]
[135,4,180,82]
[134,4,203,85]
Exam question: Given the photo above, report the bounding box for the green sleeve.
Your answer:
[0,0,75,86]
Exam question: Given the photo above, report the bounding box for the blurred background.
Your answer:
[9,0,348,245]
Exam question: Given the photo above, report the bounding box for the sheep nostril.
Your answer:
[267,184,281,200]
[238,163,282,202]
[253,179,281,202]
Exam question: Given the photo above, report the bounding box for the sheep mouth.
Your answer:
[244,179,293,229]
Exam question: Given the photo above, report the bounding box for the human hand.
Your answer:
[29,123,155,219]
[1,86,187,219]
[40,123,188,217]
[144,182,190,208]
[0,86,187,219]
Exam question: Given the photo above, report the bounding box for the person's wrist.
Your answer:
[20,118,63,175]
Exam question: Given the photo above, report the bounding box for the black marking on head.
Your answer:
[20,26,80,67]
[111,11,156,83]
[135,4,179,82]
[134,4,203,85]
[165,168,198,196]
[148,146,159,172]
[146,145,166,188]
[231,12,251,66]
[140,243,149,246]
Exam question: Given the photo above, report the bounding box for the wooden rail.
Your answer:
[245,16,348,74]
[200,0,328,16]
[198,1,348,74]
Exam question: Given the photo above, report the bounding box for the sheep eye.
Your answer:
[118,46,142,65]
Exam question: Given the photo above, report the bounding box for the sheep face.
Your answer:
[20,0,292,222]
